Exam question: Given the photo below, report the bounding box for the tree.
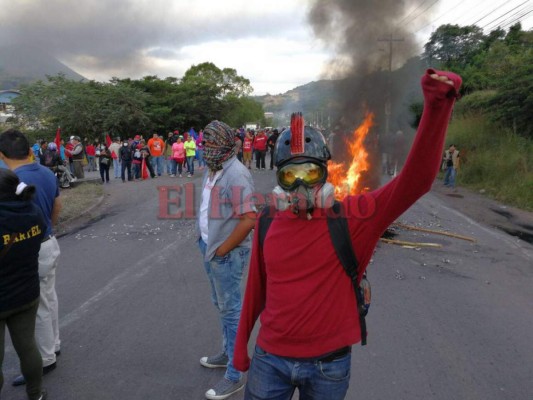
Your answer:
[423,24,485,69]
[12,74,150,140]
[488,41,533,138]
[222,95,265,128]
[177,62,258,128]
[10,62,261,140]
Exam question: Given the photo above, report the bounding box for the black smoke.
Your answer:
[308,0,435,187]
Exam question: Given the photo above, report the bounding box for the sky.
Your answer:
[0,0,531,96]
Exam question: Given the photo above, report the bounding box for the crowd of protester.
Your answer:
[22,127,282,187]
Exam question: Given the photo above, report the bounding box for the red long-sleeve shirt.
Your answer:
[233,70,462,372]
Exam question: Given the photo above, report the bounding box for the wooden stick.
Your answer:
[393,222,477,242]
[380,238,443,248]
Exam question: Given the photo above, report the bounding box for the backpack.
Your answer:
[258,201,369,345]
[43,150,55,168]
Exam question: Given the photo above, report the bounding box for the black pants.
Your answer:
[121,160,132,181]
[256,150,266,169]
[269,149,275,169]
[99,163,110,182]
[145,157,156,178]
[0,299,43,400]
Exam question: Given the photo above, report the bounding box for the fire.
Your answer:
[327,112,375,199]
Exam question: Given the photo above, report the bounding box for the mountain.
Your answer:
[0,45,86,89]
[253,56,427,132]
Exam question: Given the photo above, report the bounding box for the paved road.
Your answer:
[3,167,532,400]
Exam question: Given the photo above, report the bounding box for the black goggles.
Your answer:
[277,162,327,190]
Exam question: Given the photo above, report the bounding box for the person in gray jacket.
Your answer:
[196,120,256,400]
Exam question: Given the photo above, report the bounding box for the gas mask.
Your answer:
[272,161,335,214]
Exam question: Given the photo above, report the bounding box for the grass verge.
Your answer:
[446,114,532,211]
[58,182,104,225]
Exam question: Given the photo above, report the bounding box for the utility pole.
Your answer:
[377,34,404,137]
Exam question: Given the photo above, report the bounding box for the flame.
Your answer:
[327,112,375,199]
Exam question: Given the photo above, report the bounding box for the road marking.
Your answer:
[59,238,182,329]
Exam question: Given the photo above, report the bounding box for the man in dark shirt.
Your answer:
[0,129,62,387]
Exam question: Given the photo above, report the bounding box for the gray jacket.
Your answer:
[198,156,256,261]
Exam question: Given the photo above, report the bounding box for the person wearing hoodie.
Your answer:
[0,168,48,400]
[0,129,62,389]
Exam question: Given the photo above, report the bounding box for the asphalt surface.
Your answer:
[2,163,532,400]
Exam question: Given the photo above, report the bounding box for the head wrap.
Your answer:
[203,120,236,172]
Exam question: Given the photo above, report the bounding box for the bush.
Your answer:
[454,90,497,116]
[446,115,532,210]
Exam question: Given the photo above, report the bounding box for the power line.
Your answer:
[450,0,489,26]
[481,0,530,29]
[471,1,521,26]
[397,0,434,26]
[500,8,533,29]
[485,4,533,31]
[401,0,441,27]
[414,0,467,30]
[414,0,484,34]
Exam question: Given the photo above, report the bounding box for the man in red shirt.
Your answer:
[242,132,253,169]
[85,142,96,172]
[147,133,165,176]
[234,70,461,399]
[253,130,267,170]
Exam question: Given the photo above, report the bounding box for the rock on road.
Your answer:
[2,168,532,400]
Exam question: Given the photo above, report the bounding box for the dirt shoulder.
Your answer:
[430,178,533,244]
[55,179,105,237]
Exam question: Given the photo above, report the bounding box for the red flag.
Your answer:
[54,127,61,149]
[141,158,149,180]
[105,133,112,147]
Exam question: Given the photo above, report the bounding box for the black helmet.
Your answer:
[274,125,331,168]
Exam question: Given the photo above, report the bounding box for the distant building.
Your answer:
[0,89,20,123]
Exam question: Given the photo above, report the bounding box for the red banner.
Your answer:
[54,127,61,149]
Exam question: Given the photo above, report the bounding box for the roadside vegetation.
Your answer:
[446,115,532,210]
[421,23,532,210]
[8,62,267,141]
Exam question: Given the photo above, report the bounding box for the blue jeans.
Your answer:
[198,238,249,382]
[151,156,163,176]
[186,156,195,175]
[165,156,172,175]
[197,149,205,168]
[443,166,456,188]
[113,158,121,178]
[171,159,183,176]
[87,156,95,171]
[132,163,141,179]
[245,346,351,400]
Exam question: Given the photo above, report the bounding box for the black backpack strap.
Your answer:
[258,206,274,250]
[327,201,367,346]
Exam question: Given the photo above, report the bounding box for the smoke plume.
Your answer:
[308,0,436,186]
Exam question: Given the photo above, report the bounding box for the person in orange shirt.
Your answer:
[147,133,165,176]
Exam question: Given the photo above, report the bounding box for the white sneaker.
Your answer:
[205,377,244,400]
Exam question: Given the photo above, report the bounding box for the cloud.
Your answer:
[0,0,325,93]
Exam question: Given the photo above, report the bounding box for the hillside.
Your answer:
[253,56,427,131]
[0,45,85,89]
